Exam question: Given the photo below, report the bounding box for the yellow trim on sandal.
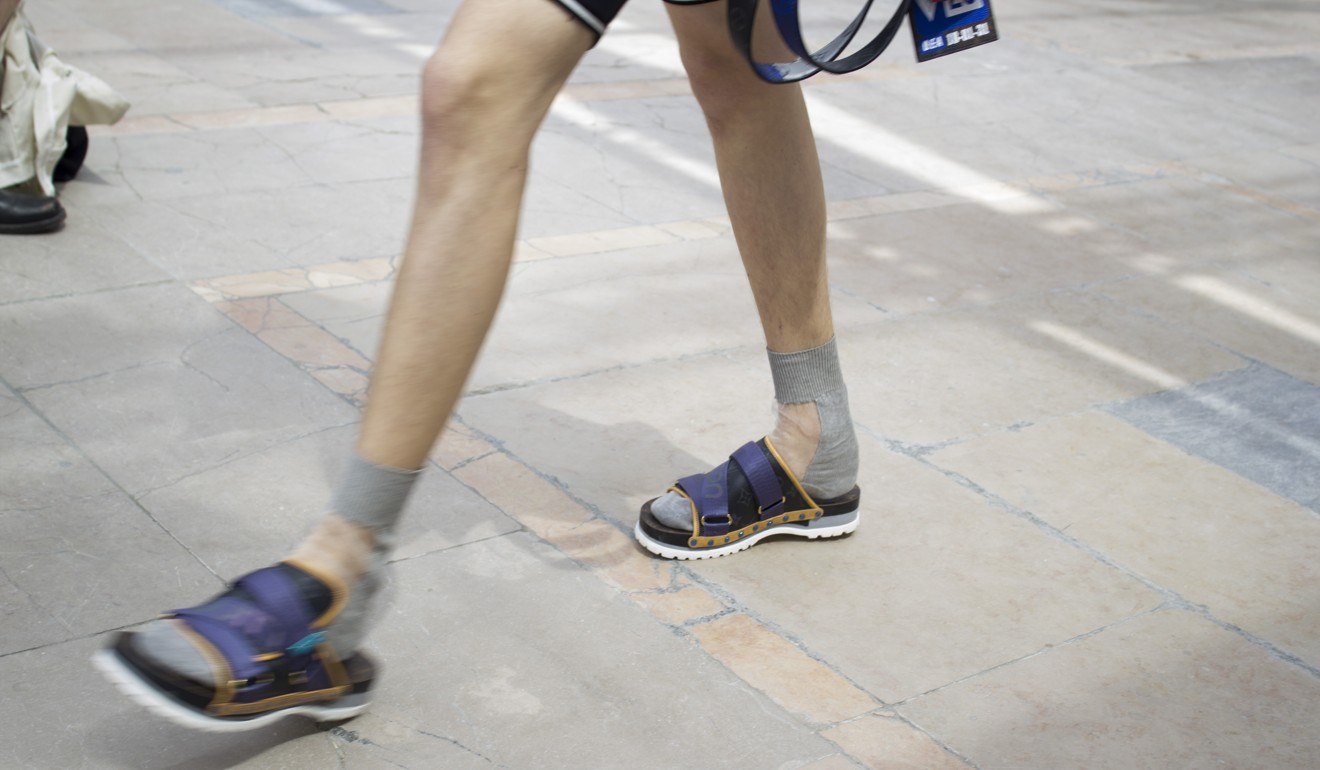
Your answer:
[170,618,237,712]
[683,437,824,549]
[280,557,349,630]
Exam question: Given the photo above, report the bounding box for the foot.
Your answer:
[0,188,65,234]
[94,560,376,732]
[635,436,860,560]
[648,395,858,530]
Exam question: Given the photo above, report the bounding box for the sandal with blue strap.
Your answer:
[93,560,375,732]
[634,437,860,560]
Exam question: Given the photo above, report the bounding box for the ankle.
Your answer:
[289,513,374,587]
[768,400,821,479]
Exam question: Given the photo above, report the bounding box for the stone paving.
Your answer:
[2,0,1319,768]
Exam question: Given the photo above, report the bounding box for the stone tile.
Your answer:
[1002,71,1308,173]
[64,50,258,116]
[897,610,1320,770]
[0,220,167,305]
[475,237,877,392]
[320,719,503,770]
[309,367,369,404]
[1286,141,1320,168]
[1136,55,1320,133]
[631,584,725,625]
[931,411,1320,666]
[1048,176,1317,262]
[286,236,877,393]
[175,104,329,131]
[825,201,1150,314]
[450,450,681,593]
[549,517,675,594]
[0,283,232,390]
[1233,251,1320,309]
[1011,7,1320,68]
[25,326,359,495]
[320,94,420,121]
[137,424,519,578]
[1184,147,1320,212]
[691,613,877,725]
[456,347,780,530]
[429,421,498,472]
[20,1,136,54]
[212,0,402,18]
[216,297,370,369]
[0,392,216,654]
[86,178,411,280]
[824,715,972,770]
[254,11,452,51]
[363,534,836,769]
[278,281,389,361]
[1095,268,1320,385]
[64,0,295,52]
[799,756,864,770]
[694,432,1160,703]
[1108,363,1320,513]
[3,637,341,770]
[449,453,596,542]
[526,224,679,258]
[256,115,419,186]
[839,291,1243,446]
[191,257,394,302]
[105,127,312,201]
[805,85,1121,193]
[167,48,420,109]
[461,367,1159,701]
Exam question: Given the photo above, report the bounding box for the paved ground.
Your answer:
[3,0,1319,768]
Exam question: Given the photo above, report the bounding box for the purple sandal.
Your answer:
[635,437,860,560]
[94,561,374,732]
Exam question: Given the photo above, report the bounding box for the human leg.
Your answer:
[96,0,597,730]
[636,1,859,558]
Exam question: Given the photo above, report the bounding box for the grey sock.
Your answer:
[130,454,420,681]
[770,339,859,501]
[323,453,420,654]
[650,338,858,530]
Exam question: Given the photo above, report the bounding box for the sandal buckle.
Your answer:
[758,497,786,518]
[700,512,733,535]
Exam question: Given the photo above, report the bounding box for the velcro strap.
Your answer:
[731,442,785,519]
[698,462,732,535]
[237,567,314,644]
[170,567,317,680]
[172,597,271,681]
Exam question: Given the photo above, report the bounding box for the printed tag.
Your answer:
[909,0,998,62]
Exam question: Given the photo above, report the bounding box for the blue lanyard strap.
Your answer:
[728,0,912,83]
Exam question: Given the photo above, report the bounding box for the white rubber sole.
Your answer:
[634,510,859,560]
[92,649,371,733]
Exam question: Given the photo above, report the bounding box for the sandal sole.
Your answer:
[92,649,371,733]
[634,509,859,560]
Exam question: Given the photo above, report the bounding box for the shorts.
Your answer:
[552,0,717,38]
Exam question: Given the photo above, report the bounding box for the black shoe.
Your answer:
[54,126,89,183]
[0,189,66,234]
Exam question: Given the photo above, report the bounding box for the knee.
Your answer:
[416,48,556,176]
[418,53,497,149]
[681,42,783,132]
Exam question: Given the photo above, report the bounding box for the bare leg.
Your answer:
[293,1,595,583]
[668,2,835,476]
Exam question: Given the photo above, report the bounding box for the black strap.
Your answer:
[728,0,911,83]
